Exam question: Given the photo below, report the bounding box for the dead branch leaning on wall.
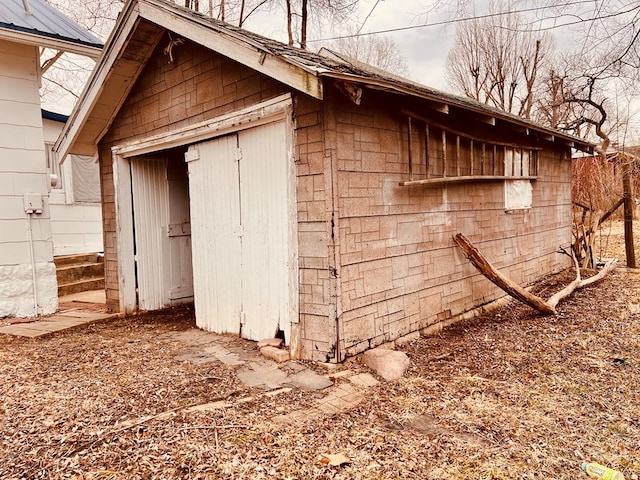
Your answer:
[453,233,617,315]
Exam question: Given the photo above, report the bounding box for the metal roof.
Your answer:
[0,0,102,49]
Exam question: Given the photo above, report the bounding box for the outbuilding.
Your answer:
[57,0,592,361]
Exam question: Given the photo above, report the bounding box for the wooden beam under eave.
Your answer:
[138,1,323,100]
[427,101,449,114]
[468,111,495,126]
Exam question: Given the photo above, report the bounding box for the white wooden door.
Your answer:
[187,134,242,333]
[186,121,295,341]
[239,122,292,341]
[131,158,170,311]
[167,159,194,301]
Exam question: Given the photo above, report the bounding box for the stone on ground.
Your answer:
[257,338,283,348]
[287,370,334,390]
[259,345,289,363]
[236,362,289,389]
[362,348,410,381]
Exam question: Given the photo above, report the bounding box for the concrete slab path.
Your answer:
[0,312,116,337]
[1,298,385,423]
[0,289,115,338]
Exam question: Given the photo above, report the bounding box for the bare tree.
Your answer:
[283,0,358,49]
[445,0,552,119]
[324,26,409,76]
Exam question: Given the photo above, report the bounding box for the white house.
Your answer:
[0,0,101,317]
[42,110,103,257]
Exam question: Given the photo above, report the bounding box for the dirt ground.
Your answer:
[1,221,639,479]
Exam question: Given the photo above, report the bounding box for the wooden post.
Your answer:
[442,130,447,177]
[470,140,474,175]
[456,135,461,176]
[622,160,636,268]
[425,124,430,178]
[407,116,413,181]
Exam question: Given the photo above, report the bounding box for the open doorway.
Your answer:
[131,146,193,311]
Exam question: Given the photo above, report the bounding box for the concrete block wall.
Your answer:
[326,93,573,358]
[0,40,57,317]
[293,94,338,362]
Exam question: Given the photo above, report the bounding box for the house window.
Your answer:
[400,113,540,186]
[45,143,63,189]
[70,154,101,203]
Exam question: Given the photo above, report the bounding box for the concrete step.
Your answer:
[54,253,105,297]
[58,278,105,297]
[56,262,105,286]
[54,253,103,268]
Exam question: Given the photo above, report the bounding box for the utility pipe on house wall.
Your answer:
[27,212,39,317]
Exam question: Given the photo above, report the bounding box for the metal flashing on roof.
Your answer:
[0,0,102,56]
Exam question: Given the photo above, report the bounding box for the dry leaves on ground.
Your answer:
[0,222,639,479]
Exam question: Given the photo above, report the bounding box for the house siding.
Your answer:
[294,94,338,361]
[43,118,103,256]
[0,40,57,317]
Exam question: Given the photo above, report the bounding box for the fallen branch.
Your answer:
[453,233,617,315]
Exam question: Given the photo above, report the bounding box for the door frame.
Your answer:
[110,94,299,350]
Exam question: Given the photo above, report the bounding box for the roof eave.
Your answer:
[55,2,148,159]
[0,27,102,58]
[57,0,325,158]
[319,70,595,154]
[138,0,323,100]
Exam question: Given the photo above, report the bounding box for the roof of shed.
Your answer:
[56,0,593,157]
[0,0,102,56]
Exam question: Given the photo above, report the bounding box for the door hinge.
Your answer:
[234,147,242,162]
[184,148,200,163]
[240,310,246,325]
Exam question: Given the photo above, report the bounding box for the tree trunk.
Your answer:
[622,161,636,268]
[453,233,617,315]
[300,0,308,49]
[286,0,293,46]
[574,197,624,265]
[239,0,245,26]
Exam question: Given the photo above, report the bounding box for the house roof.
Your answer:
[42,109,69,123]
[56,0,593,158]
[0,0,102,57]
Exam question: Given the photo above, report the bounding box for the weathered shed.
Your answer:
[57,0,592,361]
